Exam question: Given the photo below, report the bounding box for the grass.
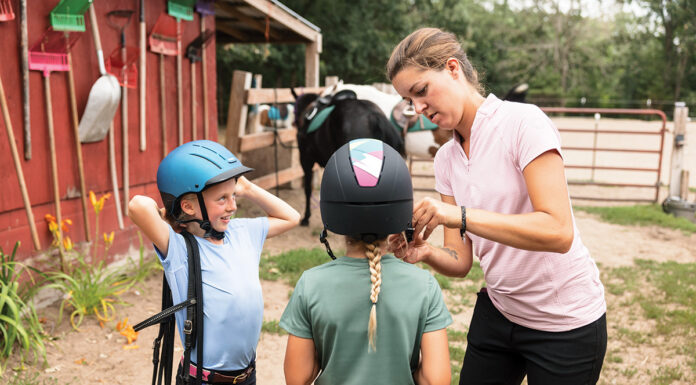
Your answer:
[260,247,336,287]
[575,204,696,233]
[600,259,696,383]
[261,320,287,335]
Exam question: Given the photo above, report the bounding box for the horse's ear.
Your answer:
[290,87,298,100]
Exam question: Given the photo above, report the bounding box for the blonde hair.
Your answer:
[386,27,483,94]
[366,242,382,352]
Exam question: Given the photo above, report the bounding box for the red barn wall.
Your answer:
[0,0,218,261]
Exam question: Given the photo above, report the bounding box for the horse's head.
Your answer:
[290,88,319,130]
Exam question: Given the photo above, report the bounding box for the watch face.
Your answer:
[348,138,384,187]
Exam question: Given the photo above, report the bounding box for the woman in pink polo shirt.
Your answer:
[386,28,607,385]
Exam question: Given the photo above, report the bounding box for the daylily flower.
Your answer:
[89,191,111,215]
[116,318,139,345]
[103,231,115,248]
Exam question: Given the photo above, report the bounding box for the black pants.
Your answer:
[459,290,607,385]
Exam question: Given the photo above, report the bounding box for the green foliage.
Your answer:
[575,204,696,233]
[260,247,335,286]
[6,372,59,385]
[0,243,47,372]
[46,253,129,330]
[122,232,161,291]
[261,320,287,335]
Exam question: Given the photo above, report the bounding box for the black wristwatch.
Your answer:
[460,206,466,237]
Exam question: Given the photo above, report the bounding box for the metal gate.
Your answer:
[409,108,668,203]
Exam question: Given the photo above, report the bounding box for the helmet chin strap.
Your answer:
[178,192,225,240]
[319,227,336,260]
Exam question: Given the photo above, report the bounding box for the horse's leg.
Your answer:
[300,159,314,226]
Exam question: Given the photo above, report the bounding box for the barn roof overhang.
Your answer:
[214,0,321,47]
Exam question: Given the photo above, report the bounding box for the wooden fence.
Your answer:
[223,70,327,190]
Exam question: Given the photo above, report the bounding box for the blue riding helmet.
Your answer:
[319,138,413,255]
[157,140,253,238]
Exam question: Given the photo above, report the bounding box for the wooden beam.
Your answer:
[245,87,325,104]
[239,128,297,152]
[225,71,252,154]
[216,23,249,41]
[242,0,320,42]
[251,165,305,190]
[216,2,283,40]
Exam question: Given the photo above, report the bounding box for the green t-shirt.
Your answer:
[279,255,452,385]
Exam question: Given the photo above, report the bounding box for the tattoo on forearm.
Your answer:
[440,247,458,261]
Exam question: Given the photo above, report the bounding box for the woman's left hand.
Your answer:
[412,197,462,241]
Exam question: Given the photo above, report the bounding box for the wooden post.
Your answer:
[225,70,252,157]
[680,170,690,200]
[325,76,339,87]
[304,35,321,87]
[669,103,688,197]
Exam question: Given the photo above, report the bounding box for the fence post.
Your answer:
[225,70,252,158]
[669,102,688,198]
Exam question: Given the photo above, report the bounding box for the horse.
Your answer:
[333,83,451,158]
[291,87,405,226]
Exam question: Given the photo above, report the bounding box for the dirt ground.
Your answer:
[5,185,695,385]
[5,116,696,384]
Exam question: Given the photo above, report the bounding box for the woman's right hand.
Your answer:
[387,233,431,264]
[412,197,462,241]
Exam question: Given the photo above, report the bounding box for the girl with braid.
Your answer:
[280,139,452,385]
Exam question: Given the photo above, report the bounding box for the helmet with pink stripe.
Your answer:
[320,138,413,242]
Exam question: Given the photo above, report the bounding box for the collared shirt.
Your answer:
[156,217,269,370]
[434,94,605,332]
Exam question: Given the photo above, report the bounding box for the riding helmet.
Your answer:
[320,138,413,241]
[157,140,253,217]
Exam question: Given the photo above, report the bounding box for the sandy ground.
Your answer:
[5,116,696,384]
[6,186,695,385]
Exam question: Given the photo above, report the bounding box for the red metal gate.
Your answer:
[410,108,668,203]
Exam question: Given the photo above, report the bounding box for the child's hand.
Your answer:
[235,176,252,198]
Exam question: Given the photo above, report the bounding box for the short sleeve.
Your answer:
[515,107,563,171]
[433,143,453,196]
[423,274,453,333]
[236,217,269,255]
[155,226,188,273]
[279,274,313,338]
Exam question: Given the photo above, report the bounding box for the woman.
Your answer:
[387,28,607,385]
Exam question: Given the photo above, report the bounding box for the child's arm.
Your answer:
[235,176,301,238]
[414,329,450,385]
[128,195,171,256]
[284,334,320,385]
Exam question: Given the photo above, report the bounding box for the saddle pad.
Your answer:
[307,105,335,134]
[389,113,438,132]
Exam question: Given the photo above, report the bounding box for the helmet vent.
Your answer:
[349,139,383,187]
[190,153,223,169]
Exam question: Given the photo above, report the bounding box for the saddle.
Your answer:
[390,99,438,136]
[304,89,357,134]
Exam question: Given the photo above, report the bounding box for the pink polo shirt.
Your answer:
[434,94,606,332]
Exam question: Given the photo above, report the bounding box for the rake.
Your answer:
[150,12,178,158]
[29,29,81,263]
[196,0,214,139]
[186,29,213,140]
[50,0,92,32]
[0,0,14,21]
[168,0,195,146]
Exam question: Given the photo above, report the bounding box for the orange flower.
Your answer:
[61,218,72,233]
[116,318,139,345]
[89,191,111,215]
[103,231,115,248]
[44,214,56,224]
[63,236,73,251]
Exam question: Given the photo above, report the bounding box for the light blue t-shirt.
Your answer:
[155,217,269,371]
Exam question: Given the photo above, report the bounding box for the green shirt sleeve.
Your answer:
[423,274,453,333]
[279,273,313,339]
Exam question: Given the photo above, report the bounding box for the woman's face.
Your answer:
[391,61,464,130]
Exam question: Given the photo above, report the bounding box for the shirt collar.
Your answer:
[477,93,503,117]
